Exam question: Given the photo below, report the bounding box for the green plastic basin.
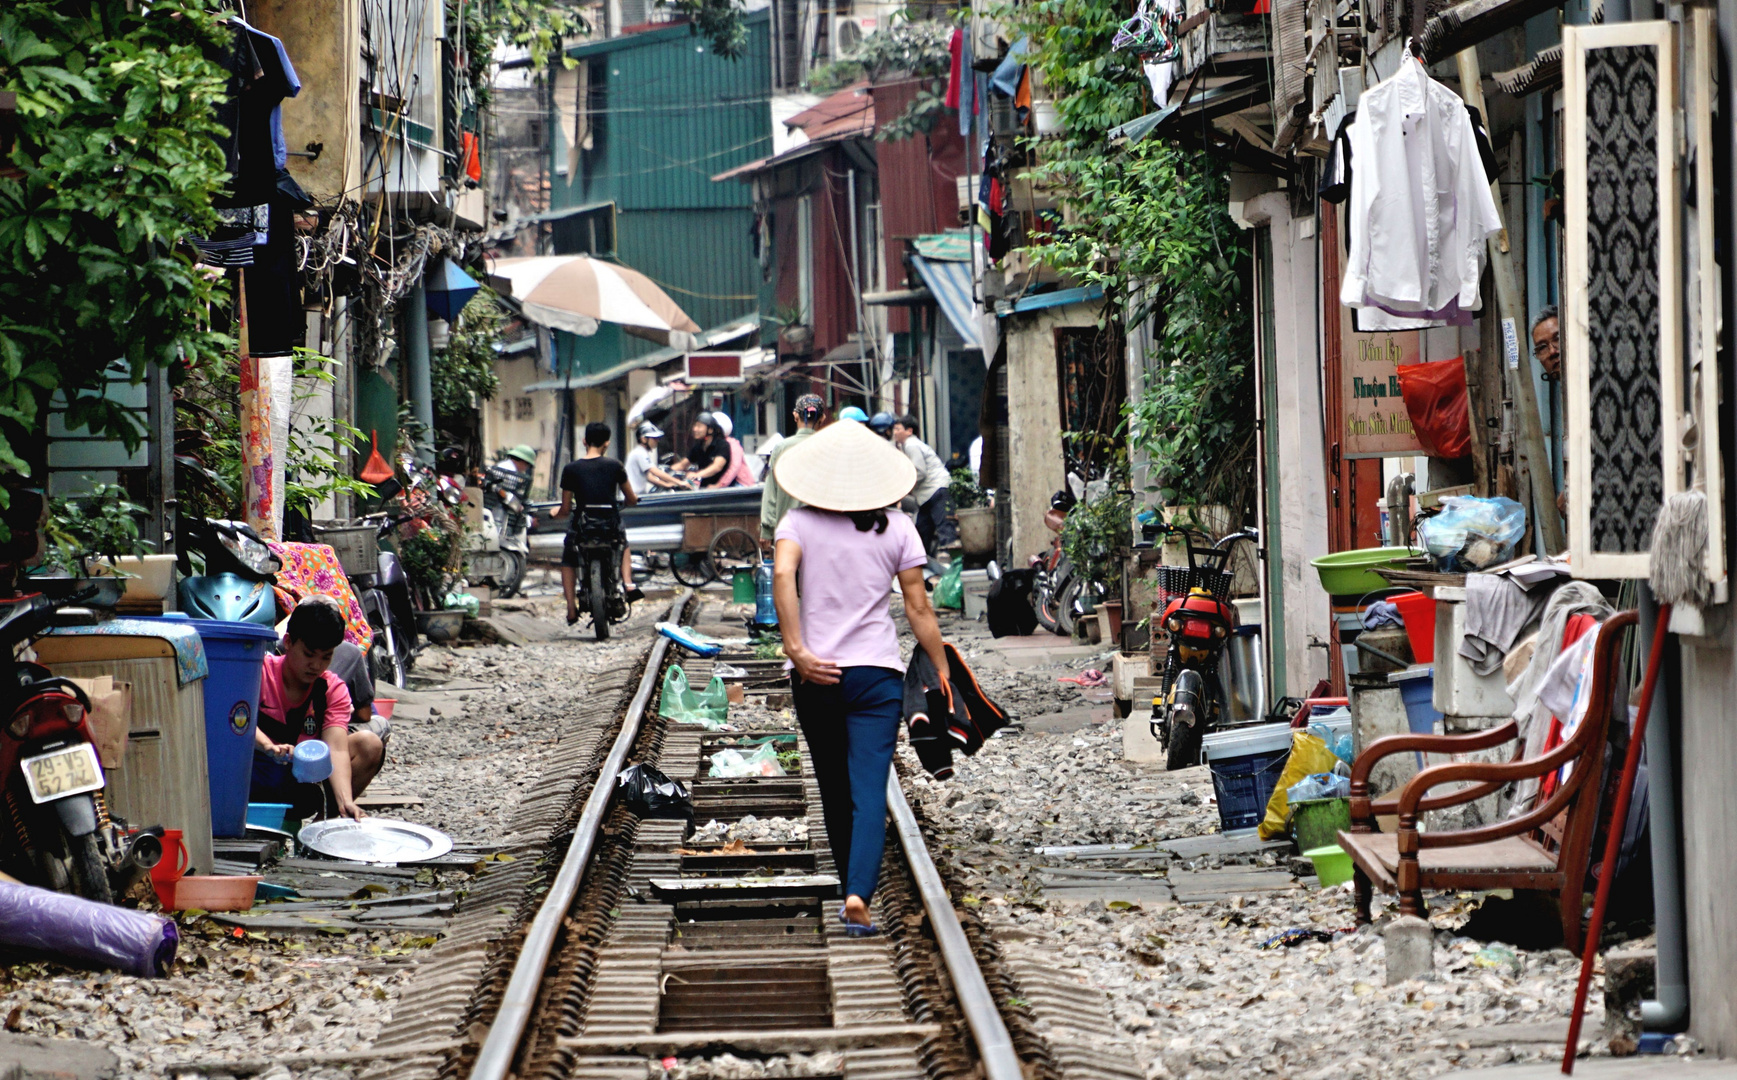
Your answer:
[1309,546,1416,597]
[1303,844,1354,888]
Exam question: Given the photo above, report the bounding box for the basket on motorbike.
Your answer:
[1153,565,1234,607]
[313,524,380,577]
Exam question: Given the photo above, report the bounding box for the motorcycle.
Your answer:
[343,479,420,689]
[177,517,282,625]
[1031,489,1077,636]
[1148,526,1258,770]
[571,504,631,641]
[470,464,531,599]
[0,588,161,903]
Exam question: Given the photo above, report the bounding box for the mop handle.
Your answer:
[1561,605,1670,1075]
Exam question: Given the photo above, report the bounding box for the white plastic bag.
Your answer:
[708,743,786,778]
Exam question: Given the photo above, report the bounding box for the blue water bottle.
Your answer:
[754,557,778,629]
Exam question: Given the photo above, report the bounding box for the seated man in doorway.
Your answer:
[252,600,376,820]
[890,414,958,555]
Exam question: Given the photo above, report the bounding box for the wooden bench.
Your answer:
[1337,609,1636,952]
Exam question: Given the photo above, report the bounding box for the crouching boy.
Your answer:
[252,600,376,820]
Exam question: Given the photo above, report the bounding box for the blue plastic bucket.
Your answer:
[1201,723,1293,833]
[1389,666,1442,769]
[187,620,279,838]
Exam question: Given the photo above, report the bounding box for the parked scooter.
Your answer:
[1031,489,1077,636]
[177,518,282,625]
[571,504,631,641]
[0,588,160,903]
[470,463,531,598]
[342,479,420,689]
[1148,527,1258,770]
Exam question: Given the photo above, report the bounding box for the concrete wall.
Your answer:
[1240,192,1332,696]
[250,0,362,202]
[1003,304,1096,563]
[1677,624,1737,1056]
[482,356,564,499]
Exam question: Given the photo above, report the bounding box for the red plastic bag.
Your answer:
[1395,357,1472,459]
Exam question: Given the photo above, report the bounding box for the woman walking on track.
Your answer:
[770,419,950,936]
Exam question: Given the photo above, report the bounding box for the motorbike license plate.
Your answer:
[21,744,104,804]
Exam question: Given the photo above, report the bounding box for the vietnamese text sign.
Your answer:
[1341,310,1426,458]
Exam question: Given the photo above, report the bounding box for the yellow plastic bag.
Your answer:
[1257,731,1341,840]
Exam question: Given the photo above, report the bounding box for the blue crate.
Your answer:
[1202,722,1293,833]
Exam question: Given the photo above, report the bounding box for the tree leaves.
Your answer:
[0,0,233,520]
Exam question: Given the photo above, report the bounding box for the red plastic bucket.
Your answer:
[1391,591,1437,663]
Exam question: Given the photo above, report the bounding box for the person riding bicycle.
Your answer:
[554,422,642,626]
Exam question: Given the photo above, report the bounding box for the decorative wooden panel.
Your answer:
[1564,21,1679,580]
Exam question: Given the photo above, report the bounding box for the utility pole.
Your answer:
[1456,47,1566,554]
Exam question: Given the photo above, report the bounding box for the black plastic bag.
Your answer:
[986,569,1039,638]
[616,763,693,819]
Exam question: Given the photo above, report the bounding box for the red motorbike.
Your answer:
[0,587,157,902]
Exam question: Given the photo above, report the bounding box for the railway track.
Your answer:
[359,591,1134,1080]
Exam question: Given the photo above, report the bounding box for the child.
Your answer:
[252,600,369,820]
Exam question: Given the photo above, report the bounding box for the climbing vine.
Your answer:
[999,0,1256,514]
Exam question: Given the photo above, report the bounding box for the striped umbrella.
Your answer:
[486,255,701,348]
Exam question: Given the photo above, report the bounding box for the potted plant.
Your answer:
[950,468,995,556]
[39,485,173,600]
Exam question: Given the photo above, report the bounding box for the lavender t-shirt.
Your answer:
[775,507,928,673]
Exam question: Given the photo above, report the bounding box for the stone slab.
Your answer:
[1123,711,1164,763]
[1153,832,1290,860]
[1441,1060,1735,1080]
[1168,867,1297,903]
[1041,881,1175,905]
[0,1034,118,1080]
[1023,705,1115,734]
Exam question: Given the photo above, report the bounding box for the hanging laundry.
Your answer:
[1338,54,1504,327]
[945,27,965,111]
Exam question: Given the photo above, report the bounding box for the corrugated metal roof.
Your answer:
[870,76,967,335]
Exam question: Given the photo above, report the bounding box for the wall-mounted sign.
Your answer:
[684,349,762,386]
[1341,311,1426,459]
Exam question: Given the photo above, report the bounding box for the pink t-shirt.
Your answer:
[259,654,352,745]
[775,507,928,672]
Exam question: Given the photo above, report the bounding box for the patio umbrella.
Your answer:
[486,255,701,348]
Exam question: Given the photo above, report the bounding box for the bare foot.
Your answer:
[843,894,872,927]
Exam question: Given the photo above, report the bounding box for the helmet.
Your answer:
[179,573,278,626]
[506,444,537,466]
[838,406,869,423]
[637,422,664,440]
[712,411,734,437]
[868,411,895,435]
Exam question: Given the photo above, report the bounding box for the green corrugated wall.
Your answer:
[548,13,773,380]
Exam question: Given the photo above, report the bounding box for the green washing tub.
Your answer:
[1309,546,1417,597]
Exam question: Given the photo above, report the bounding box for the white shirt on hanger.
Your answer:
[1339,54,1504,320]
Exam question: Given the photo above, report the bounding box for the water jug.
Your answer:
[291,739,333,783]
[754,557,778,629]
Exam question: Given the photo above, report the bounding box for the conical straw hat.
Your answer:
[773,419,917,513]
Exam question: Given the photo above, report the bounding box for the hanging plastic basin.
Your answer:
[1303,845,1354,887]
[1390,591,1438,663]
[1309,547,1416,597]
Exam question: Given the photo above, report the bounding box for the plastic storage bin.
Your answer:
[1201,722,1293,833]
[187,620,279,838]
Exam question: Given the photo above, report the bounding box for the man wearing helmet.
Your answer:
[627,423,689,495]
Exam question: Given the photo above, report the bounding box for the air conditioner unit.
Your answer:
[831,15,872,57]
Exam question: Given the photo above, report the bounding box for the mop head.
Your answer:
[1649,490,1711,608]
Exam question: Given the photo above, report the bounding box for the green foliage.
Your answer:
[41,484,153,570]
[950,467,987,510]
[433,288,504,422]
[661,0,751,60]
[998,0,1256,512]
[398,524,461,602]
[807,17,955,140]
[175,350,375,522]
[449,0,589,105]
[0,0,233,529]
[1060,457,1132,586]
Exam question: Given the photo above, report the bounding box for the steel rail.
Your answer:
[469,590,691,1080]
[885,773,1024,1080]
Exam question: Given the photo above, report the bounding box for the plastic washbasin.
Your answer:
[245,802,293,832]
[166,875,261,912]
[1303,845,1354,887]
[1309,546,1416,597]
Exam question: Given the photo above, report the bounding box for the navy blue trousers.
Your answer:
[791,666,903,902]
